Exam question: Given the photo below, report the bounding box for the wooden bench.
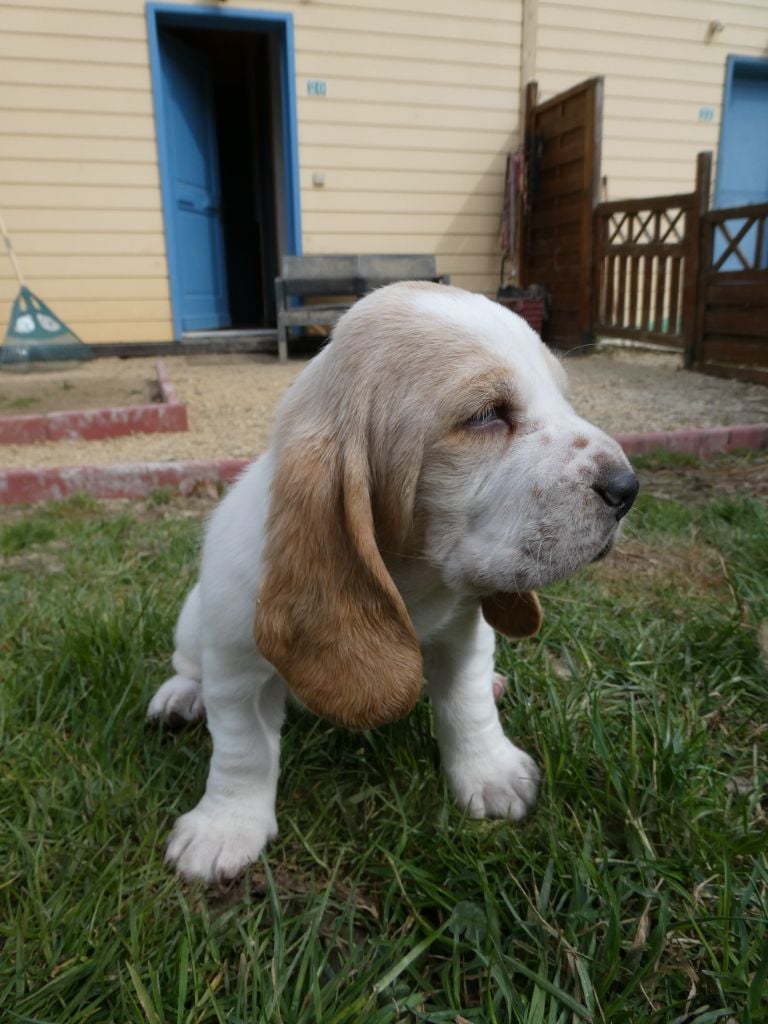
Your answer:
[274,254,449,361]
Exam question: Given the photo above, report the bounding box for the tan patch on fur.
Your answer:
[254,436,422,731]
[481,592,543,639]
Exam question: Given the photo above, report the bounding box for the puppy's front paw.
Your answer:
[448,739,540,821]
[165,797,277,883]
[147,675,204,728]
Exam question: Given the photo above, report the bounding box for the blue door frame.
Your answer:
[716,54,768,209]
[146,3,302,340]
[715,54,768,270]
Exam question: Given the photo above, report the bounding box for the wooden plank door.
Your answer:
[521,78,603,351]
[159,31,230,332]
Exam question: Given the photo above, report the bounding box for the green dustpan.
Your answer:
[1,210,94,369]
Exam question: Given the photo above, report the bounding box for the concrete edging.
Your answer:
[0,360,188,445]
[1,422,767,506]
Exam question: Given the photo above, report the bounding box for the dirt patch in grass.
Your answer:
[639,452,768,505]
[0,360,156,415]
[592,536,730,603]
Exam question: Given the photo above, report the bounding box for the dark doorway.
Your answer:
[160,25,280,330]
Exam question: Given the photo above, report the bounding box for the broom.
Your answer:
[0,208,93,369]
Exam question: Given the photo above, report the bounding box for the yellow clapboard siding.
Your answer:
[1,210,164,233]
[0,83,153,116]
[303,233,497,255]
[2,185,161,210]
[0,31,147,65]
[302,211,500,235]
[0,159,160,188]
[297,100,516,135]
[535,0,768,202]
[601,95,721,126]
[0,276,169,301]
[538,3,767,43]
[299,147,510,175]
[0,55,151,90]
[295,52,521,90]
[21,299,171,322]
[6,0,517,20]
[77,321,173,343]
[541,0,767,20]
[536,47,727,86]
[1,8,146,41]
[450,273,497,293]
[299,168,506,196]
[294,26,517,67]
[293,3,519,46]
[0,110,154,140]
[296,77,518,113]
[541,71,724,105]
[298,123,511,154]
[11,233,166,256]
[2,135,158,163]
[16,255,168,277]
[308,0,519,20]
[4,0,763,338]
[301,190,502,216]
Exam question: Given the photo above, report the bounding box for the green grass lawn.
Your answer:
[2,453,767,1024]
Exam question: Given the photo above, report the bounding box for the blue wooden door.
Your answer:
[160,32,230,331]
[716,58,768,270]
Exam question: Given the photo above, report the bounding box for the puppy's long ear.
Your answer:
[254,436,422,731]
[481,592,542,639]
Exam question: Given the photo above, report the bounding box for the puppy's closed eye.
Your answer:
[464,402,515,433]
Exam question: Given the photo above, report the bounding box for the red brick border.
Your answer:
[614,422,768,456]
[0,360,187,444]
[1,422,767,506]
[0,458,248,505]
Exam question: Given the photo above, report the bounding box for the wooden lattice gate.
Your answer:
[592,154,711,349]
[689,200,768,383]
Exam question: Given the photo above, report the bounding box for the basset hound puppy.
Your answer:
[148,282,638,882]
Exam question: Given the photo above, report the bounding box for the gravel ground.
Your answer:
[1,345,767,469]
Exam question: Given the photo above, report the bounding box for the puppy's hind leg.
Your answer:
[148,584,205,728]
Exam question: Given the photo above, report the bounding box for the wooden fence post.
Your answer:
[520,81,538,290]
[683,151,712,367]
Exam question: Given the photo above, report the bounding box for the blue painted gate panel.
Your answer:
[160,32,230,331]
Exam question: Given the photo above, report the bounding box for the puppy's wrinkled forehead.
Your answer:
[389,284,567,397]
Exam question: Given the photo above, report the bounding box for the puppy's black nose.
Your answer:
[593,468,639,520]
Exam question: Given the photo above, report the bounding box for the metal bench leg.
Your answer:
[277,316,288,363]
